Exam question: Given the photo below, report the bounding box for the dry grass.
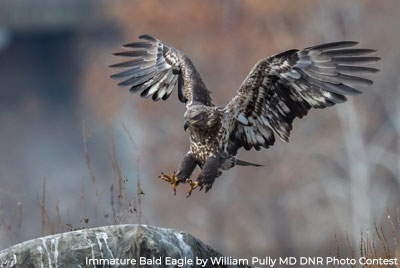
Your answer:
[82,120,96,185]
[0,123,147,239]
[110,132,124,211]
[34,177,60,235]
[40,178,46,236]
[335,208,400,268]
[17,202,22,234]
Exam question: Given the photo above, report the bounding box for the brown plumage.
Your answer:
[110,35,380,195]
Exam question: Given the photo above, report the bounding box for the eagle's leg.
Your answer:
[159,152,197,195]
[186,156,221,197]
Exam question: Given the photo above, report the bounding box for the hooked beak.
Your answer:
[184,119,190,131]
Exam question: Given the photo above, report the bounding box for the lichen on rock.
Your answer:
[0,224,252,268]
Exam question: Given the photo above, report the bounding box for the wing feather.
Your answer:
[110,34,213,106]
[225,41,380,150]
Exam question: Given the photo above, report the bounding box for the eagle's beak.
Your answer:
[184,119,190,131]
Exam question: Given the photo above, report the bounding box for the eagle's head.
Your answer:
[183,104,216,131]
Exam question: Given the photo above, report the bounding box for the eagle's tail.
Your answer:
[235,159,263,167]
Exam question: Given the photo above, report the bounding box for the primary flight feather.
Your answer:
[110,34,380,197]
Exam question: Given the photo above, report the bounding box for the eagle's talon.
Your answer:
[205,184,212,193]
[186,179,198,198]
[159,172,179,194]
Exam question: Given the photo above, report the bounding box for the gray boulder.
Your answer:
[0,224,252,268]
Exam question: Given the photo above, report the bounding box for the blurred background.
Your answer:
[0,0,399,261]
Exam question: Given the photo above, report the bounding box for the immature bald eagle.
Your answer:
[110,35,379,197]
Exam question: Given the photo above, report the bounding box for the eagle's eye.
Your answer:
[191,112,205,121]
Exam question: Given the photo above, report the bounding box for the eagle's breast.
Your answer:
[189,111,228,167]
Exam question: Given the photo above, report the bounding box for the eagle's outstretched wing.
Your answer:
[110,35,213,106]
[225,41,380,151]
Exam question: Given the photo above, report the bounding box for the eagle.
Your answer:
[110,35,380,197]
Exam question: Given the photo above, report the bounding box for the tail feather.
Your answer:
[235,159,263,167]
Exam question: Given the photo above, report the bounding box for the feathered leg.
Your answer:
[159,152,197,195]
[177,152,197,182]
[186,156,222,197]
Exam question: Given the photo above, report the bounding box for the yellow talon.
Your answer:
[159,172,179,195]
[186,179,198,198]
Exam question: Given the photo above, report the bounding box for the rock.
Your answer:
[0,224,253,268]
